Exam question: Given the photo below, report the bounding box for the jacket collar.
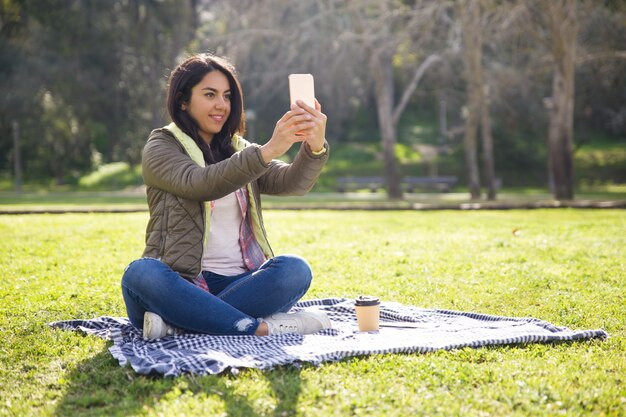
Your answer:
[163,123,246,166]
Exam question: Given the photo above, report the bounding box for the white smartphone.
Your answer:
[288,74,315,108]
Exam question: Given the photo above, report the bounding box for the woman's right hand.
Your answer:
[260,104,316,164]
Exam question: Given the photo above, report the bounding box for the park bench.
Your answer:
[402,176,458,192]
[335,176,458,193]
[336,177,386,192]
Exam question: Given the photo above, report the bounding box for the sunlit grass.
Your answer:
[1,187,624,213]
[1,209,625,416]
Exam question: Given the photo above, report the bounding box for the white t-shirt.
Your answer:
[201,191,246,276]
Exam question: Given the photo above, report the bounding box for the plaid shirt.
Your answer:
[193,186,266,292]
[234,187,267,270]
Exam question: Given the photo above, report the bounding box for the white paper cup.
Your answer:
[355,296,380,332]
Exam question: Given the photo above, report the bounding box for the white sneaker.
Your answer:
[143,312,182,340]
[263,310,332,335]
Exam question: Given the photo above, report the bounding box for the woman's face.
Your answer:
[183,70,231,144]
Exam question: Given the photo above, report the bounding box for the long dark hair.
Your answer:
[166,53,245,164]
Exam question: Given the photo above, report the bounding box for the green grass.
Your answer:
[0,191,148,212]
[1,187,625,213]
[77,162,143,190]
[1,209,625,416]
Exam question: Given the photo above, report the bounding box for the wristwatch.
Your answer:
[310,144,327,156]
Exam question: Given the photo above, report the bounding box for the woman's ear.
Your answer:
[176,92,187,111]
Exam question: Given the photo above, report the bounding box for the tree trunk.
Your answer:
[371,50,402,200]
[481,85,497,200]
[12,121,21,193]
[460,0,482,200]
[463,95,482,199]
[546,0,577,200]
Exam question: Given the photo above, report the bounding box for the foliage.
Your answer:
[78,162,143,191]
[0,0,196,178]
[1,127,623,193]
[1,209,625,416]
[0,0,625,190]
[574,142,626,186]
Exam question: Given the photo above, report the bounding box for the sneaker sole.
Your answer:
[143,312,163,340]
[295,309,332,333]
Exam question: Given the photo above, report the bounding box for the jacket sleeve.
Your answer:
[256,140,329,196]
[142,130,269,201]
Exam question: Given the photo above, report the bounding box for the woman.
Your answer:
[121,53,331,338]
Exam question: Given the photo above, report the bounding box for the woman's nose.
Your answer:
[215,96,227,108]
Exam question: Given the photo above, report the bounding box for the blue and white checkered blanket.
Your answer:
[49,298,607,376]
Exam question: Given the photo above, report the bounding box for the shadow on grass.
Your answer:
[54,344,303,417]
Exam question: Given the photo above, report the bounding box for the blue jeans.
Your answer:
[121,255,312,335]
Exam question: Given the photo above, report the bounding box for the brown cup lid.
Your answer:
[355,295,380,306]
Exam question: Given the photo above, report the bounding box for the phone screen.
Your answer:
[288,74,315,108]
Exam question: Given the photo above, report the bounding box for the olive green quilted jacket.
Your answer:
[141,123,329,280]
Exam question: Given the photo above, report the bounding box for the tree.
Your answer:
[459,0,483,200]
[524,0,578,200]
[0,0,36,175]
[3,0,625,190]
[353,2,444,199]
[0,0,198,182]
[196,0,447,200]
[481,0,626,191]
[459,0,498,200]
[114,0,198,165]
[195,0,369,147]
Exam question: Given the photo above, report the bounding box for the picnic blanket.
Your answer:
[49,298,608,376]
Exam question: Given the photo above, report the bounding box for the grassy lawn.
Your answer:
[1,209,625,416]
[1,187,625,212]
[0,191,148,212]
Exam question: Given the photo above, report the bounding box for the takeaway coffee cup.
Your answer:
[355,295,380,332]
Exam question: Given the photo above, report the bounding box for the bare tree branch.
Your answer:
[392,54,443,126]
[577,51,626,64]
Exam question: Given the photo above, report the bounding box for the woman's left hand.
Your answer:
[294,99,327,153]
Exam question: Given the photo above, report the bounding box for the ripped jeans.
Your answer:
[121,255,312,335]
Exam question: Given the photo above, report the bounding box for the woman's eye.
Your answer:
[224,94,231,101]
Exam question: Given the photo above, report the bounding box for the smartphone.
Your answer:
[288,74,315,108]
